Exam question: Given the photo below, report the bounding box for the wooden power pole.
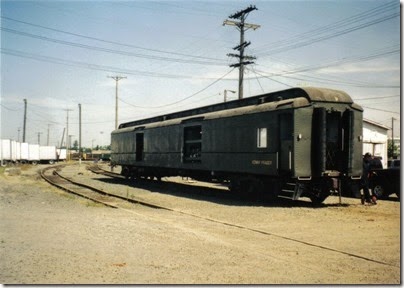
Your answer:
[108,75,127,130]
[223,5,260,100]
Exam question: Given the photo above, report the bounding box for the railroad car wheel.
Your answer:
[247,178,265,201]
[121,167,130,180]
[309,186,330,204]
[309,194,329,205]
[263,180,280,202]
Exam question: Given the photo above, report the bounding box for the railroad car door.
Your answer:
[279,113,293,173]
[342,109,362,175]
[136,133,144,161]
[183,125,202,163]
[312,108,344,174]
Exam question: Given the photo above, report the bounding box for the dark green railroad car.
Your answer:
[111,87,363,203]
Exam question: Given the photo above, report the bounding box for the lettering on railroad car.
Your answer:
[252,160,272,166]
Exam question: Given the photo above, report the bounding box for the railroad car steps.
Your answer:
[279,182,298,200]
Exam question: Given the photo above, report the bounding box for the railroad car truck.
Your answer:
[111,87,363,203]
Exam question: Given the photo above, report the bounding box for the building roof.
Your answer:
[363,119,390,130]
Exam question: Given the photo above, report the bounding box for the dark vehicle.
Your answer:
[111,87,364,203]
[388,159,400,169]
[370,159,400,199]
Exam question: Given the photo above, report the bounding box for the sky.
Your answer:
[0,0,401,148]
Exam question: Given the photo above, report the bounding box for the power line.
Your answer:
[356,95,399,101]
[361,105,399,114]
[119,68,235,109]
[256,2,398,56]
[0,103,21,111]
[1,16,226,64]
[0,48,202,79]
[1,27,227,66]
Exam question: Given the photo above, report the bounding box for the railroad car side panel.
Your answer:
[21,143,29,161]
[143,125,182,167]
[202,112,278,175]
[28,144,40,162]
[111,131,137,165]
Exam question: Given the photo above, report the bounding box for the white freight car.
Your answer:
[39,146,57,164]
[20,142,29,163]
[28,144,40,165]
[56,148,67,161]
[0,139,17,164]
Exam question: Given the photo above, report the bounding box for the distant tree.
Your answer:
[388,139,398,158]
[73,140,79,151]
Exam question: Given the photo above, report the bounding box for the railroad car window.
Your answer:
[184,125,202,163]
[257,128,267,148]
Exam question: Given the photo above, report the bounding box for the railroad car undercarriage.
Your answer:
[118,165,349,204]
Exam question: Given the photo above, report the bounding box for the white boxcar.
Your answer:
[20,142,29,162]
[0,139,4,165]
[56,148,67,161]
[15,142,21,162]
[29,144,40,164]
[1,139,17,163]
[11,140,17,162]
[39,146,57,164]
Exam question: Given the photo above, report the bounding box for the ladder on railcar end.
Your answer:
[279,182,305,200]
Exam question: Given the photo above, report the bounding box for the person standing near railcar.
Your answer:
[361,153,377,205]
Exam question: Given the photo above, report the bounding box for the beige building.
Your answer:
[362,119,389,168]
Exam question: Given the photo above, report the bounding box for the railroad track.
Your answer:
[86,164,124,179]
[41,164,398,269]
[41,165,166,210]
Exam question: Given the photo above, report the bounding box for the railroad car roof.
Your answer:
[116,87,359,131]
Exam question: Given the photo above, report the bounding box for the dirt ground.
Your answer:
[0,163,401,284]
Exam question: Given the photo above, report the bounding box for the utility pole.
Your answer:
[69,135,74,150]
[64,109,73,161]
[78,103,82,160]
[37,132,43,145]
[23,99,27,142]
[108,75,127,130]
[47,124,50,146]
[391,117,396,158]
[60,128,66,149]
[223,5,260,100]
